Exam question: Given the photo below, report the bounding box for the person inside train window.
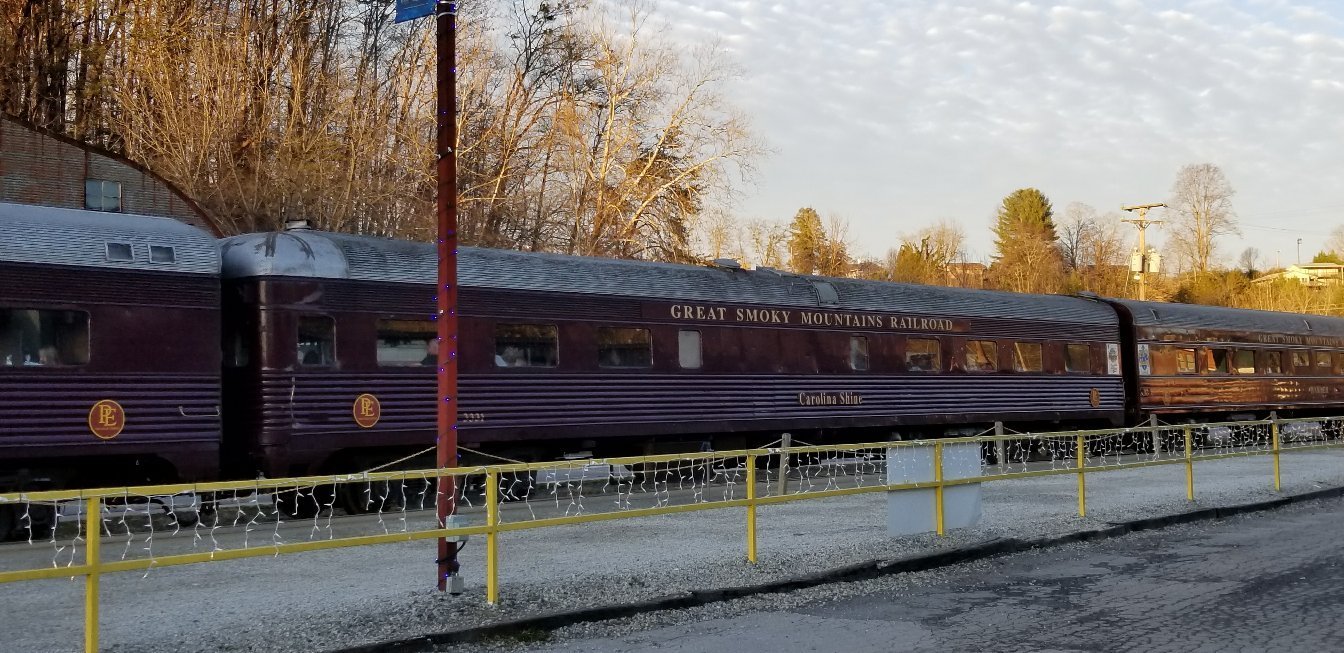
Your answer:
[965,340,997,372]
[421,338,439,366]
[1011,342,1043,372]
[1315,351,1332,375]
[1202,349,1230,374]
[297,315,335,366]
[1233,349,1256,375]
[598,327,652,368]
[905,338,939,372]
[0,308,89,367]
[1259,350,1283,375]
[1290,350,1311,374]
[849,336,870,371]
[494,324,558,367]
[1064,343,1090,373]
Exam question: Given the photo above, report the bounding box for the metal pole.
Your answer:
[485,469,499,604]
[1184,426,1194,501]
[1076,434,1086,517]
[778,432,791,496]
[1271,416,1282,492]
[746,453,757,563]
[993,421,1005,467]
[933,442,945,536]
[84,497,101,653]
[435,0,461,593]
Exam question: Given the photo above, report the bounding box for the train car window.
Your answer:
[105,242,133,262]
[1011,342,1043,372]
[297,316,335,366]
[1291,350,1311,374]
[1150,346,1176,375]
[1202,349,1231,374]
[964,340,997,372]
[678,330,702,369]
[1233,349,1256,374]
[906,338,940,372]
[1259,350,1283,375]
[1315,351,1333,374]
[0,308,90,367]
[1064,343,1091,373]
[1175,348,1196,374]
[598,327,652,368]
[849,336,870,371]
[1334,352,1344,375]
[149,245,176,264]
[377,319,437,367]
[495,324,558,367]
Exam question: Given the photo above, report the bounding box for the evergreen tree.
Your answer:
[990,188,1064,293]
[787,207,827,274]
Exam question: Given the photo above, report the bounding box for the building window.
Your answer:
[495,323,558,367]
[1012,342,1043,372]
[0,308,90,366]
[1202,348,1230,374]
[964,340,997,372]
[598,327,651,368]
[849,336,870,371]
[85,179,122,212]
[905,338,940,372]
[1064,343,1091,373]
[105,242,133,262]
[1334,352,1344,375]
[1233,349,1256,374]
[377,319,437,367]
[149,245,176,264]
[297,315,335,366]
[678,330,702,369]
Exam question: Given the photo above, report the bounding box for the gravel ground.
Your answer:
[3,449,1342,653]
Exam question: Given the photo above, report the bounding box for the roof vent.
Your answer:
[712,258,742,269]
[284,219,312,231]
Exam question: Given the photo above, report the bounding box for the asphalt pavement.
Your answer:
[515,496,1344,652]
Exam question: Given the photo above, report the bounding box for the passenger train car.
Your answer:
[4,202,1344,533]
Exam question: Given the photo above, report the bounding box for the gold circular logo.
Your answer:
[89,400,126,440]
[1089,388,1101,408]
[353,394,381,428]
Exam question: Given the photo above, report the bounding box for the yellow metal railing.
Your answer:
[2,415,1343,652]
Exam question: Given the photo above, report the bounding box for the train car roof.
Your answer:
[1110,298,1344,338]
[0,201,219,275]
[221,228,1118,325]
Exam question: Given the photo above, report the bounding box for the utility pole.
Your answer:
[433,0,460,594]
[1122,203,1165,301]
[1297,238,1303,264]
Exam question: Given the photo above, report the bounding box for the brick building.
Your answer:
[0,114,219,235]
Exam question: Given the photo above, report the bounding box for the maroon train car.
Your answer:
[1103,298,1344,421]
[219,225,1127,493]
[0,203,221,535]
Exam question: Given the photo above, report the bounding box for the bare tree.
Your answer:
[744,218,788,268]
[1168,163,1239,273]
[1325,226,1344,258]
[1238,247,1261,277]
[817,213,853,277]
[886,219,965,285]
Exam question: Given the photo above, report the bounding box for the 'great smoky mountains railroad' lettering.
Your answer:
[659,303,959,332]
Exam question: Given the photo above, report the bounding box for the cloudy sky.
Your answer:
[654,0,1344,266]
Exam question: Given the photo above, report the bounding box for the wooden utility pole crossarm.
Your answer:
[1122,203,1165,301]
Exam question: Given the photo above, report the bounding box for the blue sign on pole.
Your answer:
[395,0,435,23]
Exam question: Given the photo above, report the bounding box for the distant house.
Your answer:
[946,262,988,289]
[1252,263,1344,287]
[0,114,219,235]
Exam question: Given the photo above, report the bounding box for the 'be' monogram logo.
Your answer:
[88,400,126,440]
[353,394,381,428]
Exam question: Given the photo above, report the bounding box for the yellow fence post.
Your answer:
[1271,419,1282,492]
[745,453,757,563]
[85,496,101,653]
[485,470,499,605]
[933,442,945,536]
[1076,434,1086,517]
[1184,426,1194,501]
